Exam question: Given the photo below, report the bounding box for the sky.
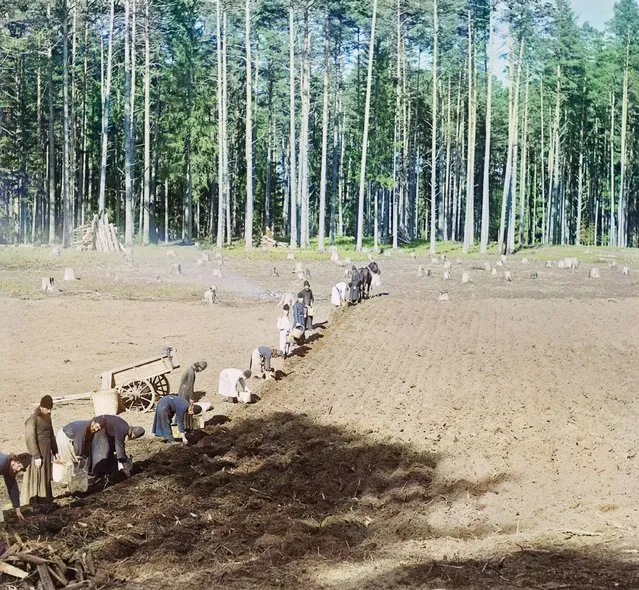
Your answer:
[571,0,616,29]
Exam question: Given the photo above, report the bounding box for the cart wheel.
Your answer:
[149,375,170,397]
[118,380,156,412]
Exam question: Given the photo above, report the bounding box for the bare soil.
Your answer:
[0,245,638,589]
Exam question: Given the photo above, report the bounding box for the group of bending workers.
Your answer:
[1,395,144,521]
[0,279,328,519]
[152,281,318,445]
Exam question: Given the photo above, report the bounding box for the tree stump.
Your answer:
[41,277,55,292]
[213,267,223,278]
[417,265,424,278]
[63,268,76,281]
[623,266,629,276]
[431,258,439,265]
[304,268,311,279]
[610,261,617,270]
[410,252,416,259]
[491,268,497,276]
[443,261,451,270]
[438,291,449,301]
[50,247,61,257]
[272,267,279,277]
[545,261,552,268]
[171,263,182,276]
[443,271,451,280]
[384,250,392,257]
[522,258,529,265]
[166,249,176,258]
[455,257,462,265]
[557,260,565,269]
[530,271,538,279]
[500,254,507,264]
[483,261,491,272]
[296,272,304,281]
[461,271,471,284]
[588,267,600,279]
[287,252,295,260]
[496,260,503,267]
[294,262,303,275]
[504,271,513,282]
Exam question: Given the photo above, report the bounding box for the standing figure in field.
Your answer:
[277,304,292,358]
[152,395,201,444]
[91,415,145,478]
[21,395,58,507]
[178,360,208,402]
[249,346,277,379]
[291,293,307,344]
[218,368,252,403]
[348,266,361,304]
[301,280,315,329]
[56,418,105,484]
[331,281,348,307]
[0,453,27,522]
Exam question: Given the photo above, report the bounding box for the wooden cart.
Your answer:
[99,348,179,412]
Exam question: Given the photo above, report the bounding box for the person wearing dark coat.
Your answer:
[21,395,58,506]
[152,395,201,444]
[301,281,315,329]
[292,293,306,328]
[91,415,145,478]
[348,266,361,303]
[56,418,106,484]
[178,361,208,402]
[0,453,27,521]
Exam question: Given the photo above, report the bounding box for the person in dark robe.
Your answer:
[0,453,28,522]
[91,415,145,478]
[178,360,208,402]
[21,395,58,506]
[348,266,361,303]
[152,395,201,444]
[301,281,315,329]
[56,418,105,484]
[291,292,307,344]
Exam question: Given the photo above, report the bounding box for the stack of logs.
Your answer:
[0,536,104,589]
[71,215,122,253]
[260,234,288,249]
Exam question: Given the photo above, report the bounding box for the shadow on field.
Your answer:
[17,413,632,589]
[328,546,639,589]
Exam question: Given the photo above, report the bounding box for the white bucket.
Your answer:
[238,390,252,404]
[52,461,66,483]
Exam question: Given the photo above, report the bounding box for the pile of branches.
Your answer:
[0,534,107,589]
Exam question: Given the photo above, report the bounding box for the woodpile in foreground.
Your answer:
[0,535,106,589]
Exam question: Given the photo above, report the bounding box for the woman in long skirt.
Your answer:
[21,395,58,506]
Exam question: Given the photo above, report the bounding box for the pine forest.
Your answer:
[0,0,638,253]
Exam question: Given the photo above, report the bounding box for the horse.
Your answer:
[357,261,381,299]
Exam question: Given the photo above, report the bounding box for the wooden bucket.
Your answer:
[92,389,120,416]
[238,390,252,404]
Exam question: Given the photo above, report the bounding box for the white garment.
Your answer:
[55,428,77,484]
[277,315,291,355]
[218,368,248,399]
[331,282,347,306]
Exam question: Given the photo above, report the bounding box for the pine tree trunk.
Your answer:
[518,72,529,247]
[317,13,330,252]
[429,0,438,254]
[223,12,231,245]
[142,0,151,244]
[98,0,115,216]
[479,9,492,253]
[61,1,72,247]
[356,0,377,252]
[244,0,253,249]
[609,92,615,246]
[463,17,475,253]
[289,5,298,248]
[124,0,134,245]
[215,0,224,247]
[617,41,629,247]
[299,8,311,248]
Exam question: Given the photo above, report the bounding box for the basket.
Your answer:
[238,390,252,404]
[291,326,304,340]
